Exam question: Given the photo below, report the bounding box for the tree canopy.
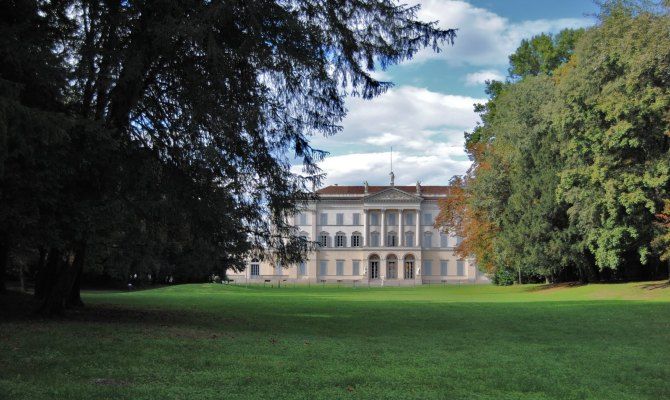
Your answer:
[0,0,454,312]
[438,2,670,284]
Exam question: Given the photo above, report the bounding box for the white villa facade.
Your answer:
[228,181,490,285]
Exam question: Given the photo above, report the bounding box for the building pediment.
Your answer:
[364,187,422,204]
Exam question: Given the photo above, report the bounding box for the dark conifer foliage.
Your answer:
[0,0,454,311]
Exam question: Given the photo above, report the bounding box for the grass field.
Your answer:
[2,282,670,399]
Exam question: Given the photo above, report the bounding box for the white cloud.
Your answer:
[412,0,594,66]
[305,85,483,186]
[465,69,504,85]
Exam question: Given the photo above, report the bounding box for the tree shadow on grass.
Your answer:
[638,282,670,290]
[526,282,586,292]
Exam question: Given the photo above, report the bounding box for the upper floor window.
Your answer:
[405,212,415,225]
[440,233,449,248]
[370,231,380,247]
[299,213,307,225]
[336,213,344,225]
[352,213,360,226]
[320,213,328,226]
[318,232,329,247]
[351,232,362,247]
[423,213,433,225]
[370,212,379,225]
[387,213,396,226]
[387,231,397,247]
[423,231,432,248]
[405,231,414,247]
[335,232,346,247]
[456,236,463,245]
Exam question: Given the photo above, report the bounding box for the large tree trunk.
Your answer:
[34,247,48,299]
[37,243,88,314]
[0,234,8,293]
[66,243,86,308]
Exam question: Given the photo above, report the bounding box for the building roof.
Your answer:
[316,185,451,197]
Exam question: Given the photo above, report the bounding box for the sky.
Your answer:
[297,0,600,187]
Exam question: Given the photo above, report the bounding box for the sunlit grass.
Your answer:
[2,282,670,399]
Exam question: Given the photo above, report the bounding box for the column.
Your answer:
[363,209,369,247]
[398,209,404,247]
[309,209,318,281]
[380,209,386,247]
[415,209,420,247]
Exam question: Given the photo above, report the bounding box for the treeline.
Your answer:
[437,3,670,284]
[0,0,453,312]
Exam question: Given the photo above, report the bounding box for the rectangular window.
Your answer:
[298,261,306,275]
[251,263,260,276]
[275,263,282,276]
[351,235,361,247]
[320,213,328,226]
[406,212,414,225]
[440,234,449,248]
[423,213,433,225]
[319,260,328,276]
[424,260,433,276]
[456,236,463,245]
[457,260,465,276]
[336,260,344,276]
[387,213,396,226]
[299,213,307,225]
[319,234,328,247]
[335,234,345,247]
[387,234,396,247]
[353,213,360,226]
[352,260,360,276]
[371,233,380,247]
[370,212,379,225]
[440,260,448,276]
[336,213,344,225]
[405,233,414,247]
[423,232,432,248]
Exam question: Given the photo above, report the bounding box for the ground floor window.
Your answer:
[457,260,465,276]
[423,260,432,276]
[404,255,415,279]
[250,262,260,276]
[298,261,306,276]
[319,260,328,276]
[369,257,380,279]
[336,260,344,276]
[352,260,360,276]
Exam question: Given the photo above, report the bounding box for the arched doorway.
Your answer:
[404,254,415,279]
[369,254,380,279]
[386,254,398,279]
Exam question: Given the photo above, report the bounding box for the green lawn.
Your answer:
[2,282,670,399]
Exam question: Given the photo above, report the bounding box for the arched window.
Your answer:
[351,232,362,247]
[370,231,380,247]
[404,254,415,279]
[387,231,397,247]
[318,232,330,247]
[369,254,380,279]
[386,254,398,279]
[335,232,346,247]
[404,231,414,247]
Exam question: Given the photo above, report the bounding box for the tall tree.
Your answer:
[0,0,455,311]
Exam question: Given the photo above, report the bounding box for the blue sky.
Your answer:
[300,0,599,187]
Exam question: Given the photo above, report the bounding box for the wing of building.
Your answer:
[228,182,490,285]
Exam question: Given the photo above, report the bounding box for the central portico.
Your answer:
[230,180,490,285]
